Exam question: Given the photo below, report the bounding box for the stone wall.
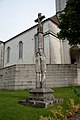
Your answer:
[14,64,36,90]
[0,65,15,90]
[46,64,77,88]
[0,64,77,90]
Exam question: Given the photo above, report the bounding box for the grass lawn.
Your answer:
[0,86,80,120]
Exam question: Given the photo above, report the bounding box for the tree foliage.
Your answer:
[58,0,80,45]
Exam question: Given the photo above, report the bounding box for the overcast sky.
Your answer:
[0,0,56,41]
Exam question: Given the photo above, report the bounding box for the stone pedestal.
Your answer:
[18,87,63,108]
[29,88,54,101]
[26,88,60,108]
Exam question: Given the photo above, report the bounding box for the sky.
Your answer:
[0,0,56,41]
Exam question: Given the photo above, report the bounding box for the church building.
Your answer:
[0,0,80,90]
[0,15,71,68]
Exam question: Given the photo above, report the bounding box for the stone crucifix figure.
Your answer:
[19,13,60,108]
[35,13,46,88]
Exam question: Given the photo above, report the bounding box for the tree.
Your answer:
[57,0,80,45]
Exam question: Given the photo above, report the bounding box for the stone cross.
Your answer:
[35,13,46,88]
[19,13,60,108]
[35,13,45,51]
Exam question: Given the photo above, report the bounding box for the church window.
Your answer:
[7,47,10,63]
[19,41,23,59]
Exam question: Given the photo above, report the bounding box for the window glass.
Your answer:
[19,41,23,59]
[7,47,10,63]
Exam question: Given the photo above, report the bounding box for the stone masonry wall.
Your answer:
[0,65,15,90]
[46,64,77,88]
[0,64,77,90]
[14,64,36,90]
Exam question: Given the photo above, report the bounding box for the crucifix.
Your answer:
[35,13,45,51]
[35,13,46,88]
[19,13,61,108]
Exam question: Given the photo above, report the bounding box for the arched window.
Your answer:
[19,41,23,59]
[7,47,10,63]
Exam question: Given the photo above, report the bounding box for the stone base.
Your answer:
[19,88,63,108]
[26,100,55,108]
[29,88,54,101]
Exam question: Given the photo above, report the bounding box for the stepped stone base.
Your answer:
[19,88,63,108]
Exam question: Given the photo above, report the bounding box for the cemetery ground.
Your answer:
[0,86,80,120]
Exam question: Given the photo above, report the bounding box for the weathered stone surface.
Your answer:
[22,13,63,108]
[0,64,78,90]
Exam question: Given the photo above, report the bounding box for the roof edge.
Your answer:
[5,15,58,43]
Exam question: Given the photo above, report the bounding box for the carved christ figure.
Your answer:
[35,13,45,33]
[35,52,41,88]
[35,51,46,88]
[35,13,45,52]
[40,51,46,87]
[35,13,46,88]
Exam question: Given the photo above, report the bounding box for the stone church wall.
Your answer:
[0,64,77,90]
[3,19,65,68]
[49,35,61,64]
[4,20,51,68]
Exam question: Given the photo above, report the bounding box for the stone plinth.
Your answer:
[25,88,61,108]
[19,88,63,108]
[29,88,54,101]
